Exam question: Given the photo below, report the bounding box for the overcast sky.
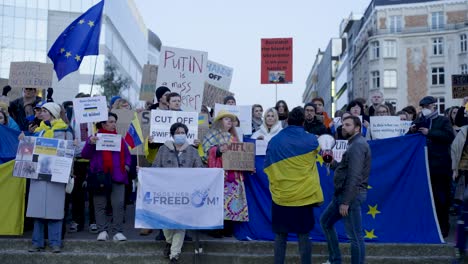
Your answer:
[134,0,371,109]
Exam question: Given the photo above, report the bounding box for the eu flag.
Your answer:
[48,1,105,80]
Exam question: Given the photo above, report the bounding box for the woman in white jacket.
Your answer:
[251,108,282,141]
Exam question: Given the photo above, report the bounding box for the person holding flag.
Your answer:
[48,0,104,80]
[124,112,144,149]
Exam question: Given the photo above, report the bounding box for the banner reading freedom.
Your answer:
[135,167,224,229]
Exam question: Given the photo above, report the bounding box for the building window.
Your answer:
[436,97,445,114]
[389,15,402,33]
[383,40,397,57]
[431,67,445,85]
[431,12,444,31]
[461,34,467,53]
[462,64,468,75]
[432,37,444,55]
[370,41,379,60]
[384,70,397,88]
[371,71,380,89]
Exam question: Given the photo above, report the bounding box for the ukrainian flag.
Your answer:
[264,126,323,207]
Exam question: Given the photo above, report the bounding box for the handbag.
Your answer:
[65,176,74,194]
[87,171,112,194]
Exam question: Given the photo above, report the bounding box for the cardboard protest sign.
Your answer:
[140,64,158,102]
[150,110,198,144]
[14,136,74,183]
[452,74,468,99]
[214,104,252,135]
[73,96,108,124]
[156,46,208,112]
[8,62,53,89]
[222,142,255,171]
[198,113,210,142]
[261,38,293,84]
[205,60,233,90]
[370,116,402,139]
[111,109,135,137]
[332,140,348,162]
[96,133,122,152]
[203,83,234,108]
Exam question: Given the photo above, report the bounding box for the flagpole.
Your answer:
[89,55,99,96]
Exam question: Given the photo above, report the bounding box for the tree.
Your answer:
[97,60,130,103]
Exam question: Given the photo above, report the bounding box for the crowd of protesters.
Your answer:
[0,84,465,264]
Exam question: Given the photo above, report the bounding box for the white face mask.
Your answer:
[421,108,433,116]
[173,134,187,145]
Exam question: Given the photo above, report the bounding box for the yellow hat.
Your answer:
[213,110,237,123]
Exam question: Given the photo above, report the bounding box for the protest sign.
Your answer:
[96,133,122,152]
[156,46,208,112]
[150,110,198,144]
[370,116,402,139]
[400,121,413,136]
[452,74,468,99]
[111,109,135,137]
[205,60,233,90]
[255,139,268,156]
[198,113,210,142]
[202,83,234,108]
[222,142,255,171]
[214,104,252,135]
[73,96,108,124]
[136,167,224,229]
[14,136,74,183]
[261,38,293,84]
[332,140,348,162]
[8,62,53,90]
[140,64,158,102]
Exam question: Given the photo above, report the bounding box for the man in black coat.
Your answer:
[408,96,455,237]
[303,103,328,136]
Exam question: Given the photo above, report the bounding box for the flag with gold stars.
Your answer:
[47,0,104,80]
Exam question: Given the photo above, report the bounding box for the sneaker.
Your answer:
[113,232,127,241]
[170,254,180,263]
[89,223,98,234]
[51,246,61,253]
[163,243,171,258]
[28,245,44,252]
[69,221,79,233]
[97,231,109,241]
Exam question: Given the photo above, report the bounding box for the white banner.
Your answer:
[73,96,108,124]
[14,136,74,183]
[255,139,268,156]
[150,110,198,144]
[135,167,224,229]
[96,133,121,152]
[156,46,208,112]
[205,60,233,91]
[370,116,402,139]
[214,104,253,136]
[332,140,348,163]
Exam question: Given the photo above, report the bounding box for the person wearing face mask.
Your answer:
[407,96,454,238]
[152,122,203,263]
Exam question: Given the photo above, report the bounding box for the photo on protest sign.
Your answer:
[214,104,252,136]
[150,110,198,144]
[332,140,348,162]
[156,46,208,112]
[73,96,108,124]
[202,83,234,108]
[136,167,225,229]
[205,60,233,91]
[140,64,158,102]
[14,136,74,183]
[369,116,401,139]
[222,142,255,171]
[261,38,293,84]
[96,133,122,152]
[8,62,53,89]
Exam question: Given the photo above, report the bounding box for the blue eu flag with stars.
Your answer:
[48,0,105,80]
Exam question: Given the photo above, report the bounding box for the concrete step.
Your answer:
[0,239,456,264]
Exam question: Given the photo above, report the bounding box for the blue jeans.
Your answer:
[320,192,366,264]
[274,232,311,264]
[32,218,63,248]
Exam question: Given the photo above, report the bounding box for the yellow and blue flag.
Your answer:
[48,0,105,80]
[0,160,26,235]
[0,125,20,164]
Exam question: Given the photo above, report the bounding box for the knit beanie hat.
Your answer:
[42,102,61,119]
[155,86,171,102]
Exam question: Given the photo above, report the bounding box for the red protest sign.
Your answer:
[261,38,293,84]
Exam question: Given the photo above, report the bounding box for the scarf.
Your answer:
[34,119,68,138]
[98,128,126,174]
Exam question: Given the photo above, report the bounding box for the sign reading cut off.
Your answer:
[150,110,198,144]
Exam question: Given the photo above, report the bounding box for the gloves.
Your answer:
[2,85,11,96]
[46,87,53,102]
